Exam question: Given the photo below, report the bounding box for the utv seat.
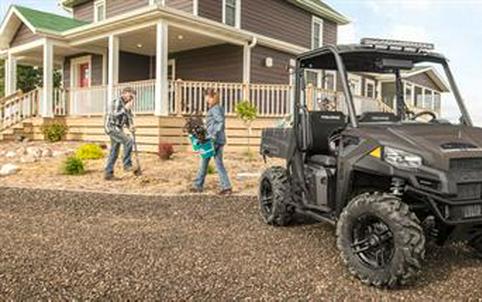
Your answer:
[304,111,346,167]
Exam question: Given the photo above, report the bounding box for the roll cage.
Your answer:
[294,44,473,129]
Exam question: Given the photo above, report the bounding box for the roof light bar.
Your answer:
[361,38,435,51]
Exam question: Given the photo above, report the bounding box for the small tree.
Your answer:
[235,101,257,153]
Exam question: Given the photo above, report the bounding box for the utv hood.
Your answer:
[346,123,482,171]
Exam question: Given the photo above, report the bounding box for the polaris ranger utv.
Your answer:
[258,38,482,287]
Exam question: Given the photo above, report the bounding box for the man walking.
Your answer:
[104,87,137,180]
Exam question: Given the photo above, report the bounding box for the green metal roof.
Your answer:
[13,5,89,33]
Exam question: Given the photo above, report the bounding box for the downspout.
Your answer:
[243,37,257,84]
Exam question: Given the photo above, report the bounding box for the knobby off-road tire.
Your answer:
[336,193,426,288]
[258,166,294,226]
[469,235,482,259]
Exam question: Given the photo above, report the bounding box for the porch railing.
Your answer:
[61,80,402,118]
[1,89,40,130]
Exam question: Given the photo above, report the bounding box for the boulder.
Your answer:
[52,150,65,157]
[0,164,18,176]
[16,147,27,156]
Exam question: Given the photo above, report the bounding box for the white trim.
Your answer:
[193,0,199,16]
[364,78,376,98]
[94,0,106,23]
[155,20,169,116]
[107,35,119,107]
[41,39,54,117]
[222,0,241,29]
[311,15,324,49]
[69,55,92,88]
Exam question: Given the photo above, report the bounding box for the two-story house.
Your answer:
[0,0,350,150]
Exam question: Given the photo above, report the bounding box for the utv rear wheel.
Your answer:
[469,235,482,259]
[258,166,294,226]
[336,193,425,287]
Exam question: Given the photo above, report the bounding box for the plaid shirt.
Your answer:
[104,97,134,134]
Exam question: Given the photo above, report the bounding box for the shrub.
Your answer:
[207,164,215,175]
[76,143,105,160]
[62,156,85,175]
[158,142,174,160]
[41,122,67,142]
[235,101,258,152]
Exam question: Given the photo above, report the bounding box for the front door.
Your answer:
[78,63,90,88]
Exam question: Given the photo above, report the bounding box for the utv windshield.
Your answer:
[297,41,472,127]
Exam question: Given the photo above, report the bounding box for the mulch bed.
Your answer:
[0,187,481,300]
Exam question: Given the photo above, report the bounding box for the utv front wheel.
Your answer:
[258,167,294,226]
[336,193,425,287]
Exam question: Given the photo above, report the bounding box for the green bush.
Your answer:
[62,156,85,175]
[41,122,67,142]
[76,143,105,160]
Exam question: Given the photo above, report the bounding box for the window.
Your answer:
[348,74,362,96]
[414,86,423,107]
[323,71,336,91]
[94,0,106,22]
[305,70,321,87]
[433,92,441,113]
[365,79,376,98]
[404,82,413,105]
[223,0,240,28]
[312,17,324,49]
[424,88,433,109]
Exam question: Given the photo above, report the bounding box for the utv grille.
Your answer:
[450,158,482,170]
[456,183,482,201]
[449,204,482,220]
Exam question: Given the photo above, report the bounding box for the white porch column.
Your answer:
[155,20,169,116]
[41,40,54,118]
[107,35,119,110]
[242,43,251,84]
[5,53,17,95]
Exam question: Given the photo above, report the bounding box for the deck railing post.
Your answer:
[175,79,183,116]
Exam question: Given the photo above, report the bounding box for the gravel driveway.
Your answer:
[0,187,481,300]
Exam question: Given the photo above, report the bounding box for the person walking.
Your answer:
[192,89,233,195]
[104,87,137,180]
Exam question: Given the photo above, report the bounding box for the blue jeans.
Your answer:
[105,130,133,176]
[194,145,232,191]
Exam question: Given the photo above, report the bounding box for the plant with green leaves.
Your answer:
[75,143,105,160]
[235,101,258,153]
[41,122,67,142]
[62,156,85,175]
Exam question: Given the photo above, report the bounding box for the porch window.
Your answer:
[414,86,423,107]
[312,16,324,49]
[223,0,240,28]
[433,92,441,113]
[348,74,362,96]
[323,71,336,91]
[305,70,320,87]
[424,88,433,109]
[404,82,413,105]
[365,79,375,98]
[94,0,106,22]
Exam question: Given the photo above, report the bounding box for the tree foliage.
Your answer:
[235,101,258,153]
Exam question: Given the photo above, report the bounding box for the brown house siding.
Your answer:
[107,0,149,18]
[251,46,293,84]
[198,0,222,22]
[166,0,193,13]
[73,1,94,22]
[241,0,312,48]
[323,20,337,45]
[170,44,243,82]
[119,52,152,83]
[63,54,104,87]
[406,73,441,91]
[10,24,38,47]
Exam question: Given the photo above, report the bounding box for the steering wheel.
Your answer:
[410,110,437,122]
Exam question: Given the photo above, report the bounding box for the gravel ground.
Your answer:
[0,187,481,300]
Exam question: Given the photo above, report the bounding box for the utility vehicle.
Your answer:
[258,38,482,287]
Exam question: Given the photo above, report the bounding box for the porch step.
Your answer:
[0,120,34,142]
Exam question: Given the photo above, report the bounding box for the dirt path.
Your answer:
[0,187,481,300]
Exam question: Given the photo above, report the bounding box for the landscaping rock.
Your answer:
[26,147,42,158]
[16,147,27,156]
[6,151,16,158]
[52,150,65,157]
[0,164,18,176]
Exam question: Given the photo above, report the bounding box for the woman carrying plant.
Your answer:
[192,89,232,195]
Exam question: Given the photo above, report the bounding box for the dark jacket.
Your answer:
[206,105,226,146]
[104,97,134,134]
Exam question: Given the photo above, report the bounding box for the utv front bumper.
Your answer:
[407,185,482,225]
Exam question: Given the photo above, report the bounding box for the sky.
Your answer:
[2,0,482,124]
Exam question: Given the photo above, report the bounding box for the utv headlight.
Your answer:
[384,147,422,169]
